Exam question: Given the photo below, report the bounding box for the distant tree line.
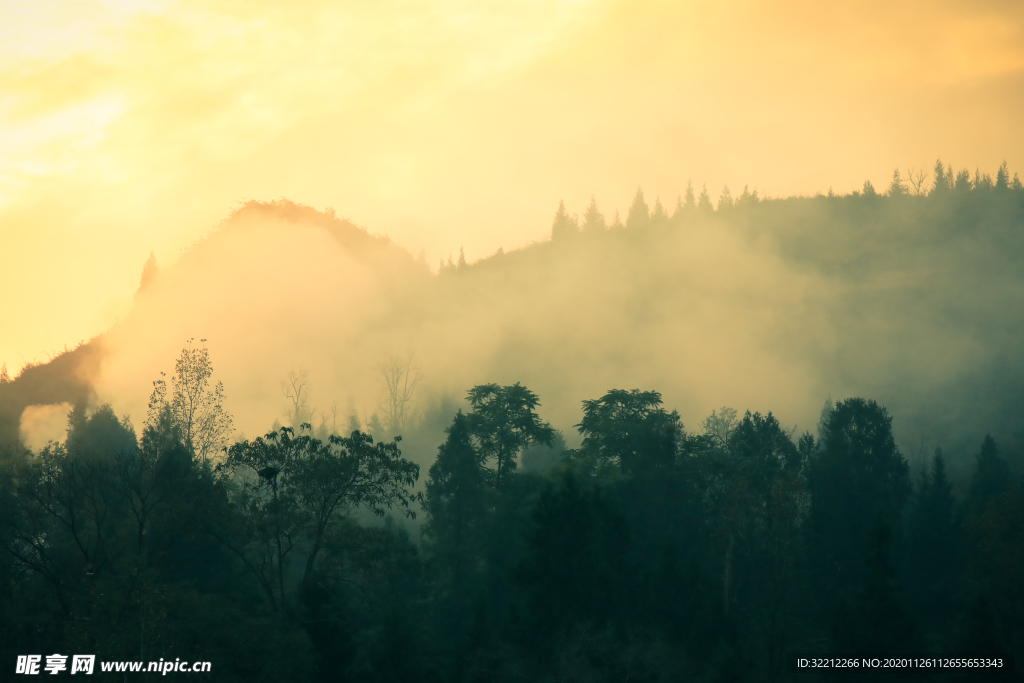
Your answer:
[546,159,1023,241]
[1,343,1021,681]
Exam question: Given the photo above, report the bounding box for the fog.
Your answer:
[3,3,1024,677]
[10,187,1008,486]
[4,0,1024,373]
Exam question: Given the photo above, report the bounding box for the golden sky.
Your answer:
[3,0,1024,372]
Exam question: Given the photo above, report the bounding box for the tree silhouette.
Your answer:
[967,435,1009,515]
[147,339,233,467]
[466,383,554,490]
[572,389,680,475]
[626,187,650,229]
[582,196,606,232]
[887,169,908,196]
[807,398,910,596]
[697,183,713,212]
[550,200,579,240]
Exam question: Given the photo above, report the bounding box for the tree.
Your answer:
[905,166,927,195]
[737,185,759,206]
[697,183,713,212]
[376,350,421,436]
[609,210,624,229]
[995,161,1009,192]
[424,412,487,588]
[626,187,650,229]
[862,180,877,197]
[551,200,579,240]
[147,340,233,467]
[571,389,680,475]
[219,426,419,610]
[650,196,669,225]
[283,367,315,429]
[0,363,11,385]
[730,411,800,474]
[887,169,908,197]
[684,180,697,210]
[422,411,489,658]
[966,435,1009,515]
[66,403,137,461]
[807,398,911,595]
[930,159,950,195]
[582,196,606,232]
[718,185,733,209]
[907,449,960,630]
[832,520,917,655]
[465,383,554,490]
[515,473,631,644]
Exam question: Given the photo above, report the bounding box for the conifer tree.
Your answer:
[672,195,685,221]
[424,411,487,595]
[930,159,948,195]
[626,187,650,229]
[887,169,908,196]
[967,435,1009,515]
[550,200,579,240]
[906,448,961,631]
[697,183,713,212]
[582,196,606,232]
[995,161,1009,191]
[954,168,972,192]
[650,196,668,224]
[718,185,733,209]
[684,180,696,209]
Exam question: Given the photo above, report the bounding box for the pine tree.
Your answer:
[0,362,10,385]
[887,169,908,196]
[954,168,972,193]
[967,435,1009,515]
[930,159,948,195]
[862,180,877,197]
[582,196,606,232]
[551,200,579,240]
[908,449,959,628]
[995,161,1009,191]
[718,185,733,209]
[424,411,488,596]
[650,197,668,225]
[672,195,685,222]
[697,184,713,212]
[684,180,696,209]
[626,188,650,229]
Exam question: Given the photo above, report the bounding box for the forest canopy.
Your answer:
[1,159,1023,680]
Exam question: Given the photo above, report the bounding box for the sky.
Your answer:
[2,0,1024,373]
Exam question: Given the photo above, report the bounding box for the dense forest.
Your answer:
[1,160,1023,680]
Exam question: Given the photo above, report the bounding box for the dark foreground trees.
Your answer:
[2,374,1020,682]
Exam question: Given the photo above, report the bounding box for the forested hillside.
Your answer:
[1,161,1022,680]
